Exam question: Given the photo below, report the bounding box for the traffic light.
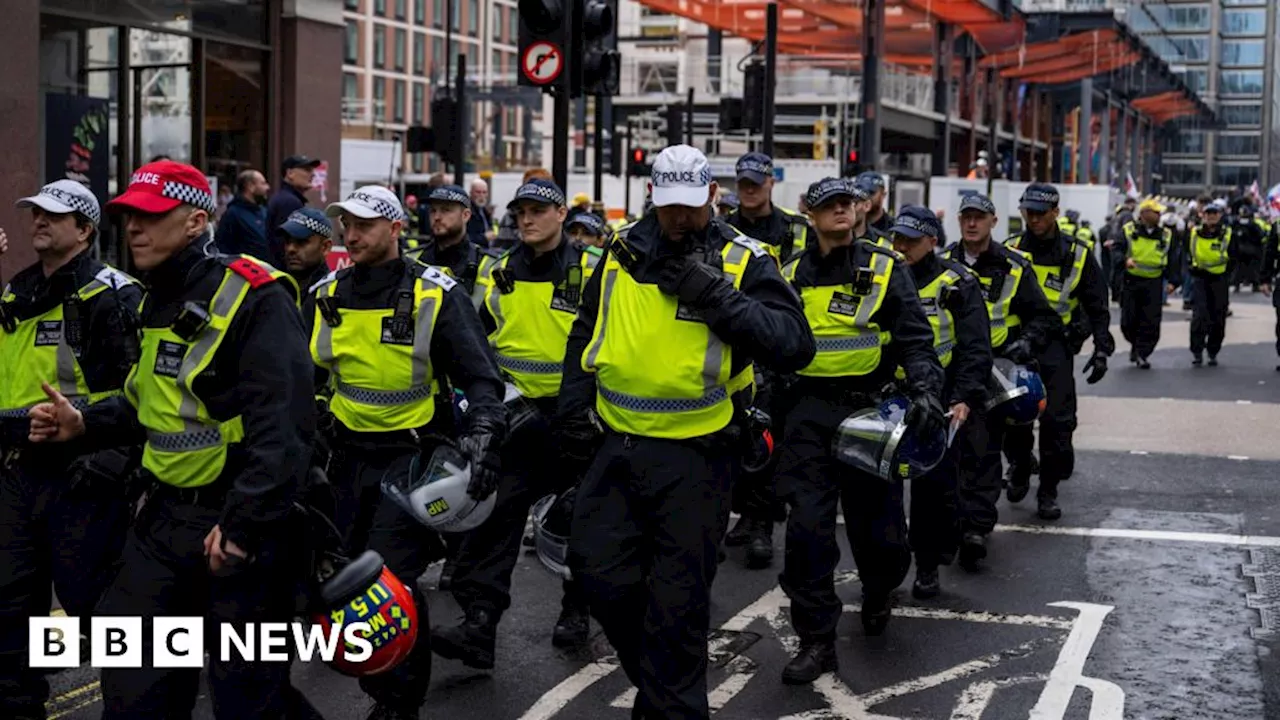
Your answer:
[628,148,650,177]
[608,130,622,176]
[664,104,684,147]
[743,61,765,132]
[430,95,457,156]
[719,97,744,132]
[842,149,860,178]
[518,0,571,91]
[572,0,620,96]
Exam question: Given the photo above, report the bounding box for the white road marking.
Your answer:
[516,660,617,720]
[1030,602,1125,720]
[949,675,1049,720]
[608,688,635,709]
[995,523,1280,547]
[1229,455,1251,461]
[1129,450,1149,455]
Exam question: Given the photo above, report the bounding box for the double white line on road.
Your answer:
[993,523,1280,548]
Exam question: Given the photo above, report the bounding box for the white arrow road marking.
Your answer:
[1030,602,1125,720]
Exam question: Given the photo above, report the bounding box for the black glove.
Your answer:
[1003,338,1035,366]
[1083,351,1108,385]
[655,254,730,309]
[458,431,501,501]
[904,391,946,443]
[555,412,601,470]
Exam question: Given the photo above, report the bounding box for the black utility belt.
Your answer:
[147,479,230,506]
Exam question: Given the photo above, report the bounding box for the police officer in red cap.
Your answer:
[28,160,323,719]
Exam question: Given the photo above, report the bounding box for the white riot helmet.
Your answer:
[530,485,578,580]
[381,444,495,533]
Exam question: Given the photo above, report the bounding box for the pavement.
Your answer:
[42,291,1280,720]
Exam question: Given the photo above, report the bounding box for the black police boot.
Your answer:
[1208,355,1219,367]
[912,565,940,599]
[1005,463,1031,503]
[431,606,497,669]
[1137,356,1151,369]
[958,531,987,572]
[725,515,753,546]
[1192,353,1204,367]
[437,557,458,590]
[552,604,590,648]
[744,518,774,569]
[1037,497,1062,521]
[781,640,838,685]
[366,704,420,720]
[861,593,892,636]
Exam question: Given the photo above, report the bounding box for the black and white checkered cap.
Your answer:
[162,180,217,214]
[428,184,472,208]
[958,193,996,215]
[326,185,406,222]
[805,177,865,208]
[507,178,566,209]
[282,209,334,239]
[16,180,102,226]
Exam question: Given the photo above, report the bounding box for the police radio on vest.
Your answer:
[28,616,376,668]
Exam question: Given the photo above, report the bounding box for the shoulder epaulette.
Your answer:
[225,256,278,289]
[862,240,904,262]
[419,264,459,291]
[309,269,340,295]
[728,233,769,258]
[94,265,138,289]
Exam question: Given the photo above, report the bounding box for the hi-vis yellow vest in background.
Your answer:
[782,240,895,378]
[0,265,138,420]
[125,256,290,488]
[1190,226,1231,275]
[1007,234,1091,325]
[1123,222,1171,279]
[474,245,601,398]
[916,268,962,368]
[311,262,450,433]
[581,237,759,440]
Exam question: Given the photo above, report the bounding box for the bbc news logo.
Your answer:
[29,617,376,668]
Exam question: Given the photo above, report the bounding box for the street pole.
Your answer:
[454,54,467,187]
[553,88,570,192]
[593,97,604,202]
[624,119,634,216]
[685,86,694,146]
[762,2,777,157]
[444,0,453,88]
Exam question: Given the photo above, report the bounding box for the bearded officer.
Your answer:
[1004,184,1113,520]
[431,179,596,668]
[722,151,815,568]
[558,145,814,719]
[0,181,142,720]
[308,185,507,719]
[776,179,944,684]
[947,193,1059,568]
[407,184,495,293]
[28,161,322,719]
[889,206,992,598]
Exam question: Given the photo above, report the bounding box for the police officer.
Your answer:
[1181,199,1233,366]
[776,179,944,684]
[889,206,992,599]
[29,161,322,719]
[1004,184,1114,520]
[0,181,142,720]
[947,193,1059,568]
[1118,200,1173,368]
[433,179,597,670]
[308,185,507,719]
[722,151,814,568]
[855,171,892,235]
[407,184,495,293]
[565,211,612,249]
[558,145,814,719]
[279,207,335,293]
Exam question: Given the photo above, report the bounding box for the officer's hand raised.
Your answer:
[28,382,85,443]
[656,255,728,308]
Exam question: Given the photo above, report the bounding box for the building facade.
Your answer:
[340,0,535,180]
[0,0,345,279]
[1125,0,1278,195]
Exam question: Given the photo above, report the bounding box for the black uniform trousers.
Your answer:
[1120,274,1164,359]
[1002,339,1077,500]
[777,394,911,644]
[1191,273,1230,357]
[569,431,736,720]
[956,408,1005,535]
[0,451,131,720]
[94,483,321,720]
[908,434,960,569]
[330,439,446,712]
[451,397,585,618]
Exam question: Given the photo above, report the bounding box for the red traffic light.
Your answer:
[847,150,859,162]
[633,149,646,162]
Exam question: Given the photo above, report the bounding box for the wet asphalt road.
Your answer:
[45,293,1280,720]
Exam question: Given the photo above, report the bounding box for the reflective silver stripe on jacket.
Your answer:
[932,270,960,356]
[311,274,439,406]
[987,264,1020,328]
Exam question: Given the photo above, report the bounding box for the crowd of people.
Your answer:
[0,144,1276,720]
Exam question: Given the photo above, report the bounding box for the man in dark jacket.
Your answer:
[214,169,270,261]
[265,155,322,269]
